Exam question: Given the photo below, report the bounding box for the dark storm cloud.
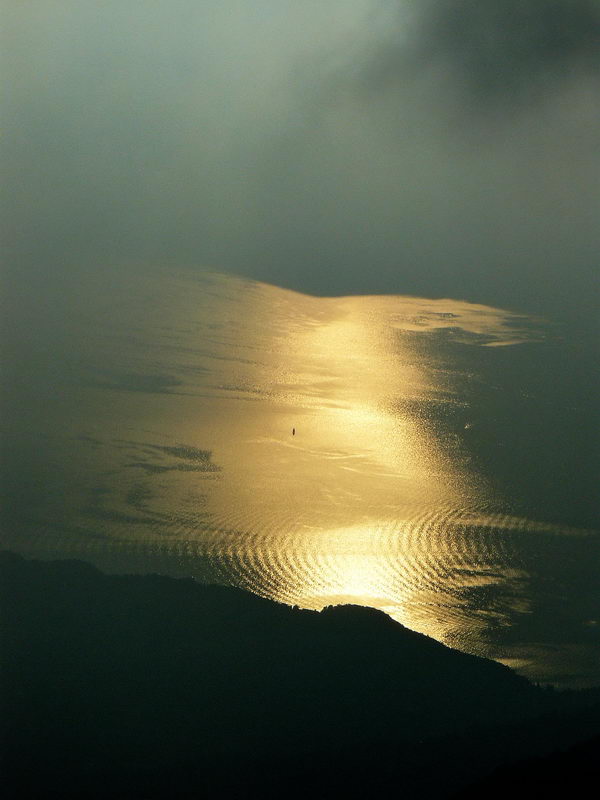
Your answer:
[429,0,600,86]
[367,0,600,106]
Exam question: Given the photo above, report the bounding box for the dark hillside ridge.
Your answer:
[453,734,600,799]
[1,551,599,798]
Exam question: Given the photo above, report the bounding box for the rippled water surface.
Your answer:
[2,270,598,686]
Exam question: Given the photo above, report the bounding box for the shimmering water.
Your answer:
[2,269,598,686]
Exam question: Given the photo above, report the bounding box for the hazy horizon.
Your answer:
[4,1,600,321]
[2,1,599,689]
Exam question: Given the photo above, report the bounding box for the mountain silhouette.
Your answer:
[2,551,599,798]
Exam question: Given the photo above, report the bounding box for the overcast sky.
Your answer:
[3,0,600,323]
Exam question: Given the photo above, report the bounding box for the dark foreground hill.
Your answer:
[1,551,599,797]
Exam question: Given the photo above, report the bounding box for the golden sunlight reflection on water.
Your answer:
[3,269,597,681]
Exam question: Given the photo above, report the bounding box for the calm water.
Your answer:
[2,269,598,686]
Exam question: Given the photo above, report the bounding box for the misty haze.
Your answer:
[2,2,599,797]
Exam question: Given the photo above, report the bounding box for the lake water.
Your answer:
[2,268,598,686]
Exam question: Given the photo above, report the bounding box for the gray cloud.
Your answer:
[366,1,600,106]
[2,1,599,336]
